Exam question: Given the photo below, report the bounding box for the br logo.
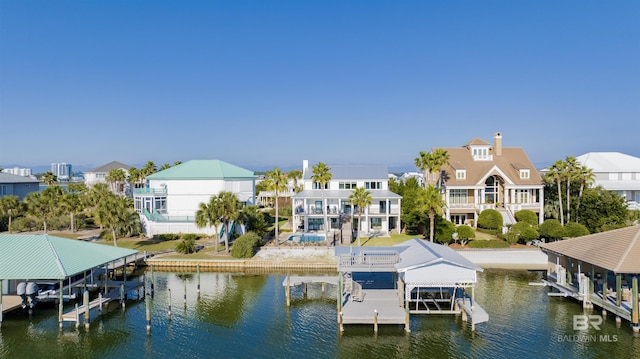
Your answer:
[573,315,603,330]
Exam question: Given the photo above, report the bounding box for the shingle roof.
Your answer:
[440,140,543,187]
[0,172,40,184]
[0,234,137,280]
[85,161,132,173]
[539,225,640,274]
[146,160,255,180]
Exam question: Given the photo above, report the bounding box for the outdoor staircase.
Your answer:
[340,214,353,245]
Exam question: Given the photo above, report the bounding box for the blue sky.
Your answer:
[1,0,638,172]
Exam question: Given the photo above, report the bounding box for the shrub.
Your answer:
[175,237,197,254]
[182,233,200,241]
[506,222,539,244]
[455,225,476,244]
[539,219,565,241]
[477,209,503,232]
[230,232,263,258]
[468,240,510,248]
[564,222,590,238]
[433,218,455,244]
[156,233,180,241]
[514,210,539,226]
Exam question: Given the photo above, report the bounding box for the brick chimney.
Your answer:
[494,132,502,156]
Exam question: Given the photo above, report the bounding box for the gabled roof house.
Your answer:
[133,160,256,238]
[440,132,544,228]
[84,161,133,187]
[0,172,40,200]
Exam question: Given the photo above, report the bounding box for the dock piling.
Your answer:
[373,310,378,332]
[145,294,151,334]
[83,290,90,329]
[168,288,172,319]
[197,265,201,294]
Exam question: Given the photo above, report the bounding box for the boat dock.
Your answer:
[60,280,145,328]
[340,289,409,330]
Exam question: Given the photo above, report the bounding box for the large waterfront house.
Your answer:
[83,161,133,189]
[0,172,40,200]
[575,152,640,211]
[291,160,401,243]
[133,160,256,238]
[439,132,544,228]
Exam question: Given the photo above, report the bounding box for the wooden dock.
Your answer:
[60,281,145,328]
[1,295,24,314]
[341,289,407,326]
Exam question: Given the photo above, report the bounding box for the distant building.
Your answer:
[2,167,32,177]
[51,162,72,181]
[0,172,40,200]
[575,152,640,211]
[84,161,132,187]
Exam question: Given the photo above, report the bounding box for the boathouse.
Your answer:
[0,234,139,328]
[539,225,640,331]
[329,238,488,331]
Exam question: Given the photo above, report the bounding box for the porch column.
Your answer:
[632,276,638,327]
[602,269,608,296]
[445,188,451,220]
[616,274,622,307]
[538,187,544,224]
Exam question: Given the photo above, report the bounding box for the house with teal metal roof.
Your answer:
[133,160,256,238]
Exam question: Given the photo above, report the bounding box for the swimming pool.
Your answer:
[287,234,325,243]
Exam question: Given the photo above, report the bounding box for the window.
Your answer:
[371,218,382,229]
[456,170,466,180]
[154,197,167,213]
[365,181,382,189]
[0,185,6,196]
[520,169,530,179]
[449,189,468,204]
[339,182,357,189]
[516,190,530,204]
[313,182,329,189]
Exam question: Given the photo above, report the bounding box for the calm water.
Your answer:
[1,269,639,359]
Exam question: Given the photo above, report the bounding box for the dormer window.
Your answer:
[471,146,492,161]
[456,170,466,180]
[520,169,530,179]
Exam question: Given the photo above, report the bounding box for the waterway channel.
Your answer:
[1,269,638,359]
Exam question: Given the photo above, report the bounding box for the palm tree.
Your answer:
[545,160,565,225]
[41,171,57,186]
[215,191,242,253]
[196,197,222,253]
[87,183,113,229]
[24,186,63,233]
[106,168,126,196]
[287,169,303,192]
[160,163,171,171]
[575,164,595,223]
[414,151,438,187]
[432,148,450,189]
[311,162,332,238]
[59,191,84,232]
[349,187,372,246]
[128,167,142,189]
[264,167,288,246]
[0,195,20,233]
[564,156,578,223]
[419,185,446,242]
[142,161,157,182]
[97,194,136,246]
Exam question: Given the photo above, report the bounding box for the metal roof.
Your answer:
[576,152,640,172]
[0,234,138,280]
[393,238,483,272]
[539,225,640,274]
[147,160,255,180]
[0,172,40,184]
[303,165,389,181]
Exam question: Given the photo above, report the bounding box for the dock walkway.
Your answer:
[341,289,407,325]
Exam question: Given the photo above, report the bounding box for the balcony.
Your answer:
[134,187,167,195]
